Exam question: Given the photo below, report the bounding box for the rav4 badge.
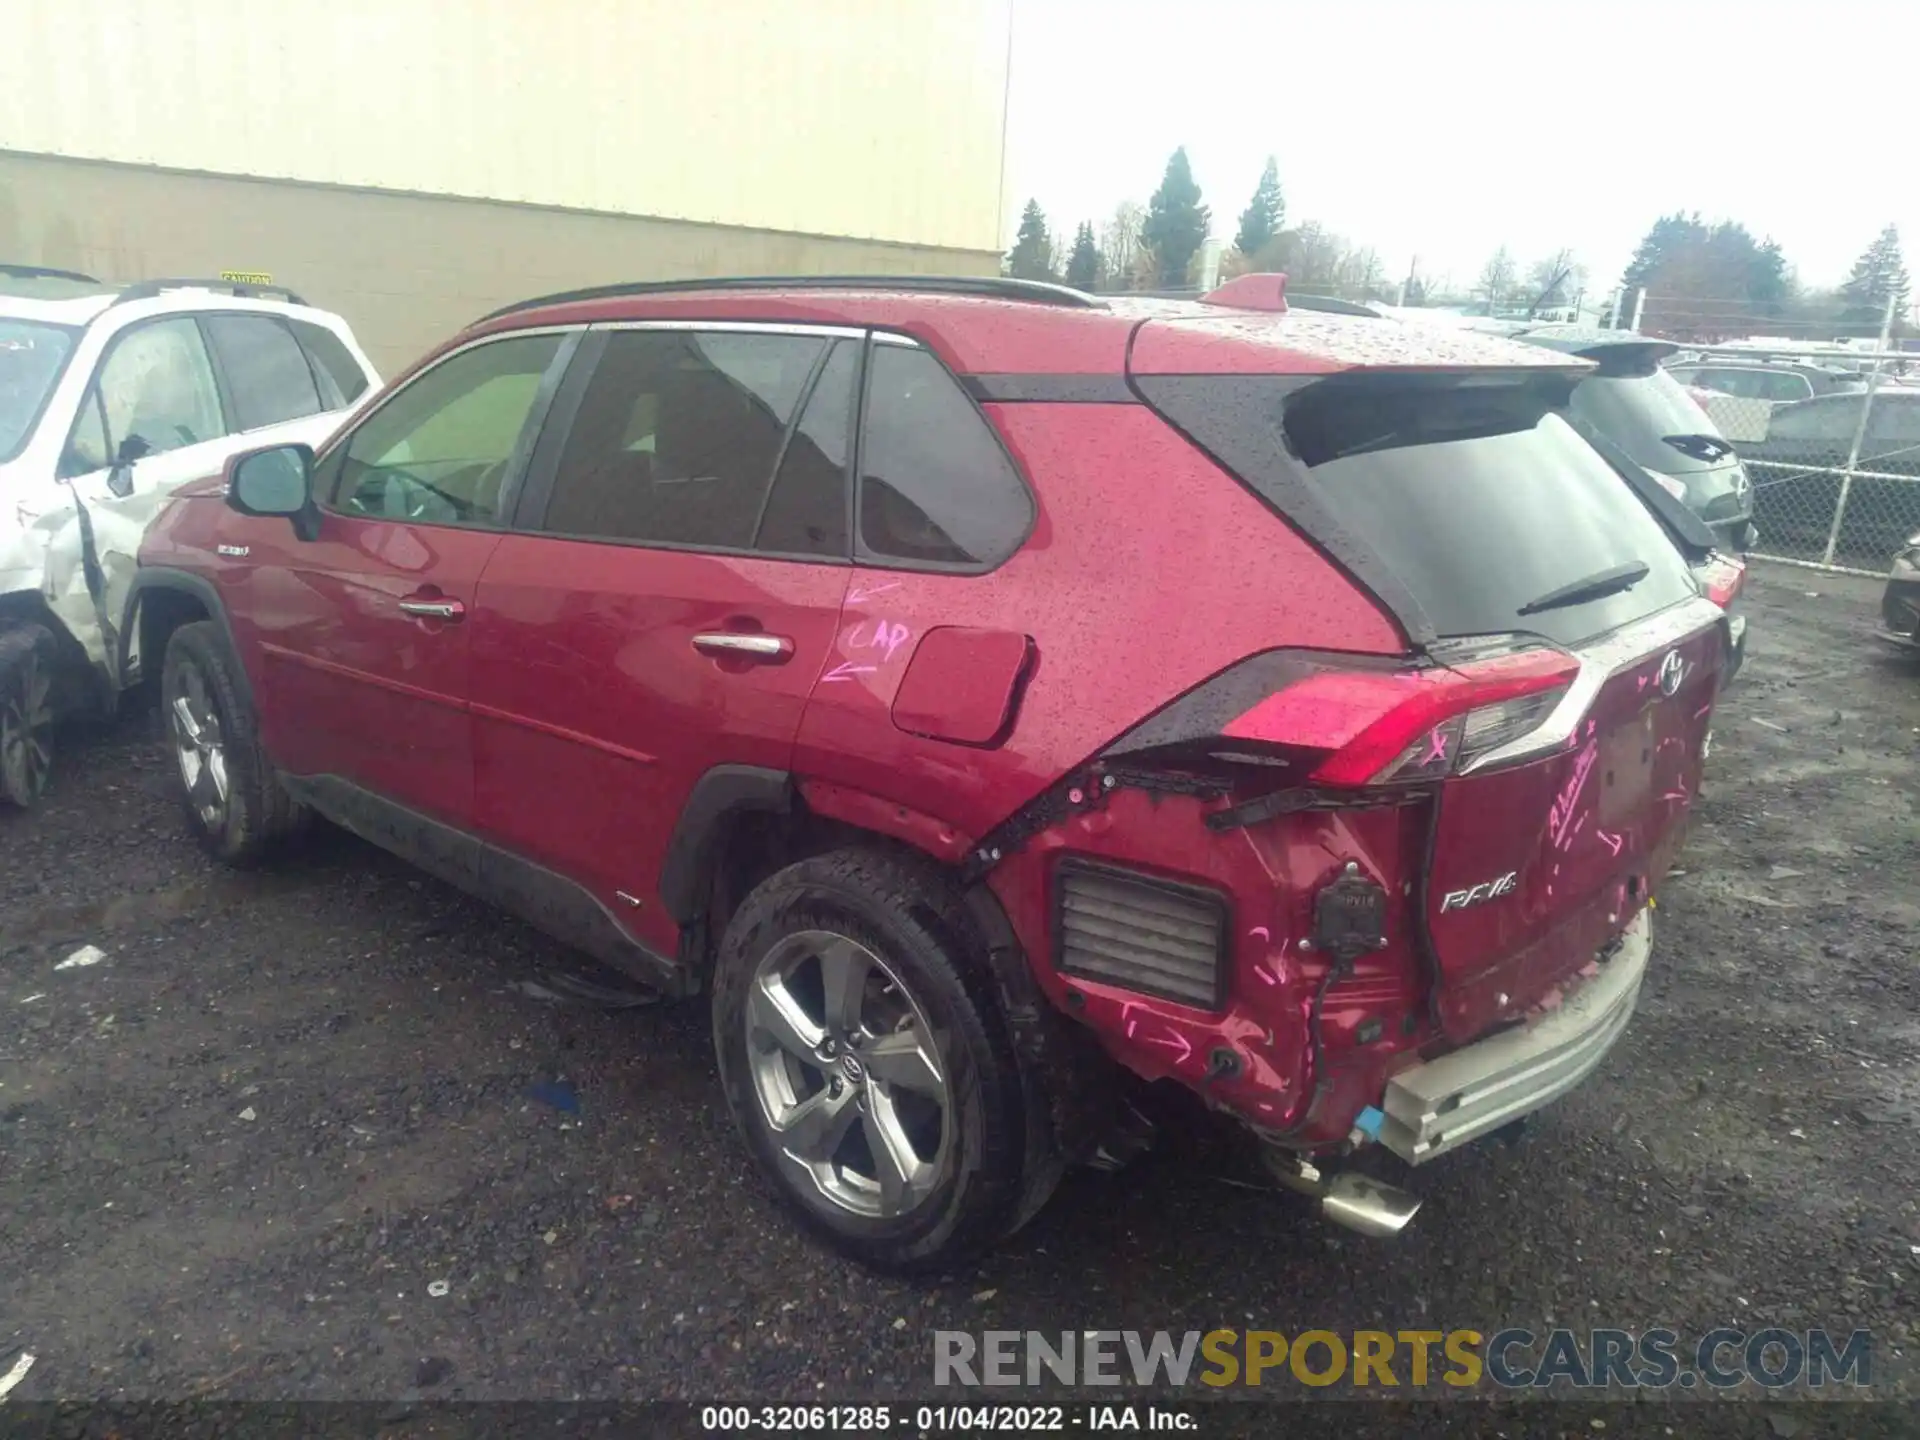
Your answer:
[1439,871,1519,912]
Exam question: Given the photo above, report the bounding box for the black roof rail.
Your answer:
[0,263,102,283]
[112,277,309,307]
[477,274,1106,324]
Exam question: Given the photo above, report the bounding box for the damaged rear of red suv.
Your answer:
[135,273,1729,1271]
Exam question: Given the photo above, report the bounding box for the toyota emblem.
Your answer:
[1656,650,1686,697]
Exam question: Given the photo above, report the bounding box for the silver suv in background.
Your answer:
[1503,325,1758,554]
[0,266,379,806]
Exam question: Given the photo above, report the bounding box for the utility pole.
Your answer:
[1629,288,1646,332]
[1398,255,1418,307]
[1610,289,1625,329]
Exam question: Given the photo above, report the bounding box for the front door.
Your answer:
[469,326,859,957]
[241,330,572,827]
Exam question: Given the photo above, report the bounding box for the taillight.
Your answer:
[1698,553,1746,608]
[1220,645,1580,787]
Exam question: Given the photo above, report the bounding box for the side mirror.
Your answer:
[226,443,320,541]
[106,434,151,498]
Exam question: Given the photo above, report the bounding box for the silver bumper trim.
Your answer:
[1380,908,1652,1165]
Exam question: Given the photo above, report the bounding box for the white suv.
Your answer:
[0,266,380,807]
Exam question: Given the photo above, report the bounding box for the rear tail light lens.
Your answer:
[1698,553,1747,608]
[1220,644,1579,787]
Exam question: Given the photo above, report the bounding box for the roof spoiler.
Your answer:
[1199,272,1289,313]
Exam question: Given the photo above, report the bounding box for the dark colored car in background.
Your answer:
[1505,325,1758,554]
[1738,388,1920,566]
[1878,530,1920,650]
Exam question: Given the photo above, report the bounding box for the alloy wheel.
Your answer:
[744,929,953,1220]
[169,663,230,829]
[0,646,54,806]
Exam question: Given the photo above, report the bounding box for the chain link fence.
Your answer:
[1663,341,1920,574]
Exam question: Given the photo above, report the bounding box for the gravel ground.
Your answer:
[2,565,1917,1438]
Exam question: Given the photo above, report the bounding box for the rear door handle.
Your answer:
[692,631,793,663]
[399,597,465,621]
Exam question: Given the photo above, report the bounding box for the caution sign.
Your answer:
[220,269,273,285]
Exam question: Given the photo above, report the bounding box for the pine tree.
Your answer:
[1005,200,1056,282]
[1621,212,1708,296]
[1142,148,1211,287]
[1064,222,1101,290]
[1234,158,1284,257]
[1840,224,1910,326]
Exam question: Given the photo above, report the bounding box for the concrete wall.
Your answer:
[0,0,1014,255]
[0,151,998,375]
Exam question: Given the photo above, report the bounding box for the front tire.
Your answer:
[160,621,305,865]
[712,849,1038,1273]
[0,622,58,809]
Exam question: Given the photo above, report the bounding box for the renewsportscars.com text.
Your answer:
[933,1328,1872,1391]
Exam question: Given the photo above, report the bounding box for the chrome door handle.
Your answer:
[399,598,465,621]
[691,631,793,661]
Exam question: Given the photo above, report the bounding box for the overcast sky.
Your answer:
[1003,0,1920,297]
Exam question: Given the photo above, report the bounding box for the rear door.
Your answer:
[466,324,856,958]
[241,329,571,825]
[1130,340,1722,1038]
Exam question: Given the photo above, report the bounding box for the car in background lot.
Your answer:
[1667,361,1865,402]
[1879,532,1920,651]
[0,266,378,806]
[1737,388,1920,565]
[134,273,1732,1269]
[1502,325,1758,554]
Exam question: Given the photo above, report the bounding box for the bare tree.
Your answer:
[1101,201,1146,287]
[1523,247,1586,314]
[1478,246,1517,311]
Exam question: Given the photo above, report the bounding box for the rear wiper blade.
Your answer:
[1517,560,1651,617]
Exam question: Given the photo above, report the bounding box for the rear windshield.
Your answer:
[1137,371,1701,648]
[0,320,78,462]
[1567,366,1730,474]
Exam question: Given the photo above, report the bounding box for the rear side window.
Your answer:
[1136,371,1700,648]
[755,338,857,557]
[289,319,372,407]
[204,314,322,430]
[857,344,1033,568]
[543,330,825,550]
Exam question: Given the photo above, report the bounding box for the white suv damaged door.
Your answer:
[1,296,376,700]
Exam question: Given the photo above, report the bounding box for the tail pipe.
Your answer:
[1261,1147,1423,1238]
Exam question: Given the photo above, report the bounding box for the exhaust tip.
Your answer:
[1319,1172,1423,1237]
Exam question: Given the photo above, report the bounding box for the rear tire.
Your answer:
[712,848,1042,1273]
[160,621,305,865]
[0,622,58,809]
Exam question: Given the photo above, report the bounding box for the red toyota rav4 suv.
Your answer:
[129,274,1731,1271]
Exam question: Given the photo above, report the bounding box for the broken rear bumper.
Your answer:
[1379,907,1652,1165]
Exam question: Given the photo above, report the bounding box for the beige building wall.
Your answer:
[0,0,1013,370]
[0,152,998,374]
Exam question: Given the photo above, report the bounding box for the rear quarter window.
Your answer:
[1137,370,1701,648]
[290,319,373,408]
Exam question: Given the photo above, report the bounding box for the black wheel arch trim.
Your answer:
[122,568,252,708]
[659,764,797,926]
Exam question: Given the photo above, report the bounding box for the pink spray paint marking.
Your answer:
[1249,926,1270,942]
[1421,724,1452,766]
[1595,829,1624,856]
[821,661,877,684]
[1142,1029,1193,1063]
[847,581,899,605]
[1550,740,1600,848]
[842,618,913,662]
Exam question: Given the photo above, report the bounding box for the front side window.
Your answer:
[92,317,226,460]
[0,320,78,463]
[857,344,1033,568]
[334,332,562,527]
[542,329,826,549]
[204,314,322,431]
